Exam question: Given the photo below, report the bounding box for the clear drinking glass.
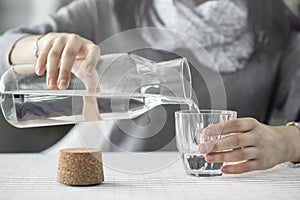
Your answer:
[175,110,237,177]
[0,53,192,128]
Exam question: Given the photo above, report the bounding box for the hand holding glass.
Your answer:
[175,110,237,176]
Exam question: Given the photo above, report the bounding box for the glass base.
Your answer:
[186,169,223,177]
[182,153,223,177]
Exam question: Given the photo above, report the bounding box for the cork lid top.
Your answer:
[57,148,104,186]
[59,148,101,154]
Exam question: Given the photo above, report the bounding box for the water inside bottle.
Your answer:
[0,53,194,128]
[1,90,200,128]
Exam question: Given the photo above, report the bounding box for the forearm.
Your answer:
[10,35,41,65]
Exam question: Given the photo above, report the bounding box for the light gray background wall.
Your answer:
[0,0,74,34]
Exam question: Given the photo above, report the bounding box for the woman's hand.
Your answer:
[35,32,100,90]
[36,33,101,120]
[198,118,300,174]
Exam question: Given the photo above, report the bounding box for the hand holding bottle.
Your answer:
[35,33,100,90]
[10,33,100,90]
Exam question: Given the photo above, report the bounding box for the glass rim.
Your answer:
[175,110,237,116]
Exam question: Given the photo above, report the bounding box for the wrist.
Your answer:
[10,35,42,64]
[32,35,44,60]
[287,122,300,162]
[271,125,300,163]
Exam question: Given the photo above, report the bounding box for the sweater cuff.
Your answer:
[0,32,29,76]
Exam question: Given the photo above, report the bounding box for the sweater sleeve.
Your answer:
[274,33,300,122]
[0,0,105,76]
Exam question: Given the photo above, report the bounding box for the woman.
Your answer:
[0,0,299,174]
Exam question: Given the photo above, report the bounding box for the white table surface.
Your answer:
[0,152,300,200]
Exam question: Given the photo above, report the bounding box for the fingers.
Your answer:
[204,118,258,137]
[205,147,258,163]
[196,118,279,174]
[88,46,101,73]
[36,38,53,76]
[82,96,100,121]
[80,44,100,74]
[205,146,263,174]
[198,132,255,153]
[58,34,83,90]
[34,33,100,90]
[47,37,66,89]
[76,45,101,92]
[221,160,260,174]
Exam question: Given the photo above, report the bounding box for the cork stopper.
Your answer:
[57,148,104,185]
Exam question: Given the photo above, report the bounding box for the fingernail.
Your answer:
[86,65,94,74]
[198,144,207,154]
[206,154,214,162]
[36,66,43,75]
[59,79,68,89]
[48,79,57,88]
[205,128,213,136]
[221,166,230,173]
